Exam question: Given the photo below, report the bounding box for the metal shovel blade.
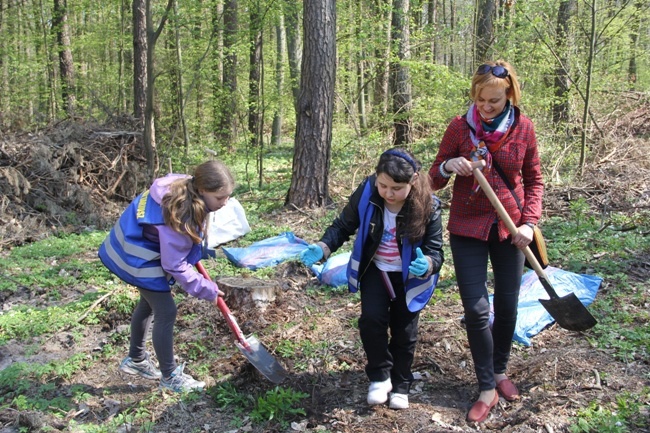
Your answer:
[235,335,288,384]
[537,275,598,332]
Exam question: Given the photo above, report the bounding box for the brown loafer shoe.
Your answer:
[467,391,499,423]
[496,378,519,402]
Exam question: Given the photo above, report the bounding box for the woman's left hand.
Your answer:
[512,224,534,249]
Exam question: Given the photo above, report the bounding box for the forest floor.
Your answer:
[0,104,649,433]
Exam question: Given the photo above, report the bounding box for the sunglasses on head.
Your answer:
[476,64,509,78]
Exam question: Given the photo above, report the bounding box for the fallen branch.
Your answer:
[77,292,113,323]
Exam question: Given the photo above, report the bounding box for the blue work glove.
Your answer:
[408,247,429,277]
[300,244,324,267]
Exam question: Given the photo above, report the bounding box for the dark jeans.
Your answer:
[129,288,178,377]
[359,262,420,394]
[450,224,524,391]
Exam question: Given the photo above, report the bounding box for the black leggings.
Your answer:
[450,224,524,391]
[129,288,178,378]
[358,262,420,394]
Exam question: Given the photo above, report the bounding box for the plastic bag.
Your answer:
[489,266,602,346]
[222,232,308,270]
[310,252,351,287]
[205,198,251,248]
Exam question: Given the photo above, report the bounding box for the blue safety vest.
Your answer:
[346,180,439,312]
[98,190,202,291]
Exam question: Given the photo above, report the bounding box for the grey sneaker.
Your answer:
[159,363,205,393]
[118,352,162,380]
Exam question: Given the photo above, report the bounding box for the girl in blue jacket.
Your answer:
[99,160,232,392]
[300,148,444,409]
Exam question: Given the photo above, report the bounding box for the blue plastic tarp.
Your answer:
[222,231,309,270]
[310,252,351,288]
[490,266,602,346]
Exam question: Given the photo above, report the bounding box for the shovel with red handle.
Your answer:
[196,261,288,383]
[471,161,597,332]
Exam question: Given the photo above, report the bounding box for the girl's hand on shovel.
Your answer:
[212,286,226,306]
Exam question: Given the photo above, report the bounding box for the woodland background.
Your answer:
[1,0,649,195]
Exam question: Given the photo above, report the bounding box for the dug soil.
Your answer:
[0,111,649,432]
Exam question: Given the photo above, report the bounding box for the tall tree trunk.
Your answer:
[143,0,173,181]
[627,0,643,90]
[287,0,336,208]
[271,14,286,146]
[133,0,147,120]
[552,0,576,124]
[428,0,438,64]
[579,0,596,176]
[218,0,238,150]
[52,0,75,116]
[38,0,56,120]
[475,0,495,63]
[283,0,301,113]
[118,0,127,113]
[356,1,367,134]
[371,0,390,120]
[248,0,263,187]
[172,0,189,152]
[390,0,413,146]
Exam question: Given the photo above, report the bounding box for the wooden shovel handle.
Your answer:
[470,162,550,282]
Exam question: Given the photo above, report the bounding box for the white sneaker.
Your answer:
[367,378,392,405]
[389,392,409,409]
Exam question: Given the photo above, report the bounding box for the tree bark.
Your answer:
[133,0,147,120]
[390,0,413,146]
[286,0,336,208]
[52,0,75,116]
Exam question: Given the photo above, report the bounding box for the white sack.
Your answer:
[205,198,251,248]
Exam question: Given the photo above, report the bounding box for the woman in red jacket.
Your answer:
[429,60,544,423]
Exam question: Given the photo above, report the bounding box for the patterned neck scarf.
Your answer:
[466,101,515,194]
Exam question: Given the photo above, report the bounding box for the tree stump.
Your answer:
[216,277,280,313]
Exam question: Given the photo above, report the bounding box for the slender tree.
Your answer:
[271,13,286,146]
[390,0,413,145]
[52,0,75,116]
[283,0,301,112]
[475,0,495,63]
[553,0,577,124]
[286,0,336,208]
[217,0,238,149]
[248,0,263,186]
[143,0,174,181]
[133,0,147,120]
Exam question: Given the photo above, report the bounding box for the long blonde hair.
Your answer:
[162,160,234,244]
[470,60,521,106]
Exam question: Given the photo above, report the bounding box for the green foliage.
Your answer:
[568,392,650,433]
[250,386,309,428]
